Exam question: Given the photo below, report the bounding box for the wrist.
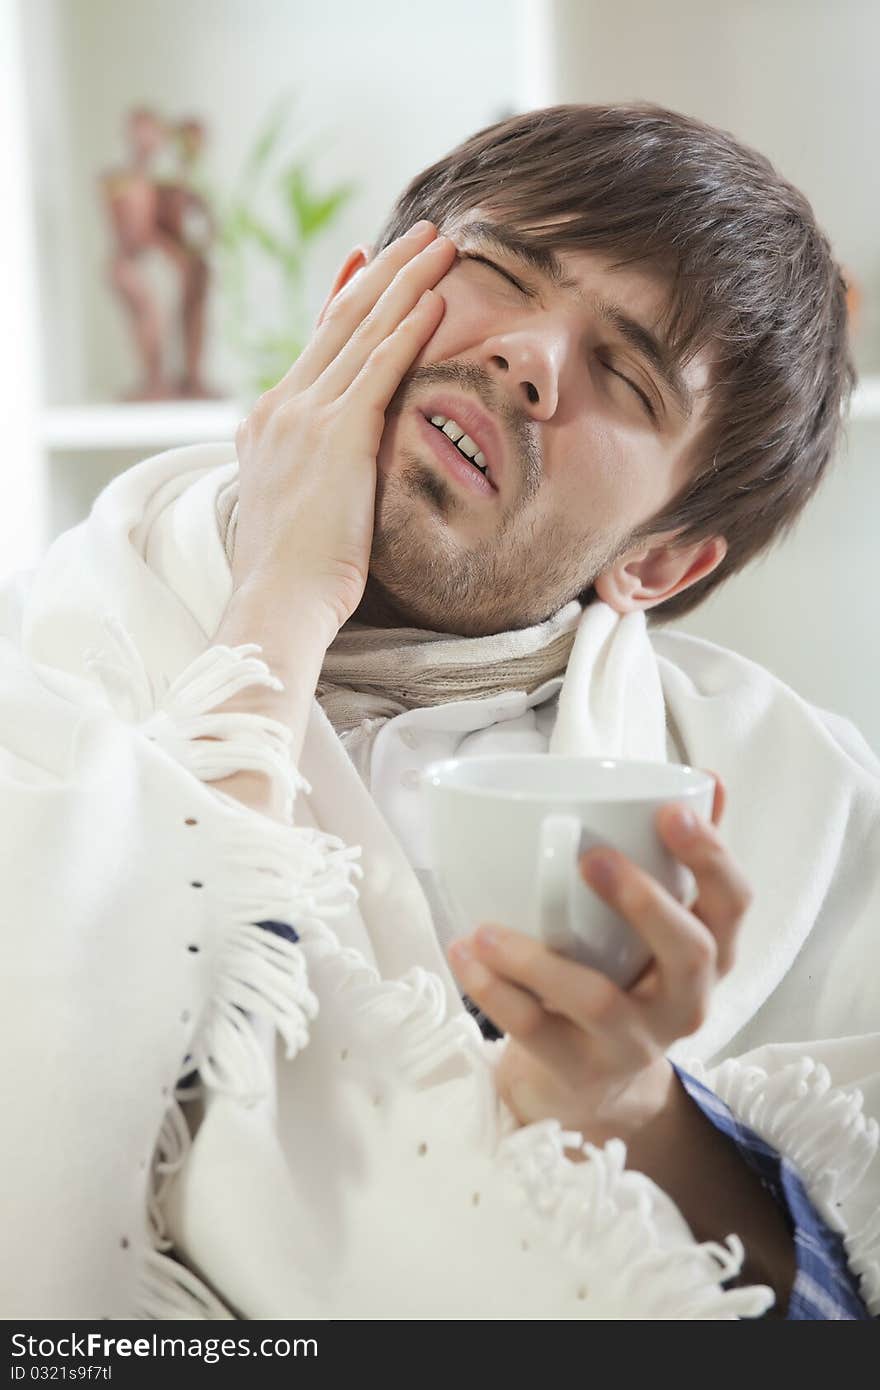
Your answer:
[619,1063,699,1161]
[576,1057,675,1150]
[623,1068,796,1307]
[218,581,339,671]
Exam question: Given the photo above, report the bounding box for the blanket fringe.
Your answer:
[687,1055,880,1314]
[135,1096,236,1319]
[187,821,361,1102]
[82,629,362,1319]
[88,622,781,1320]
[295,917,775,1317]
[86,618,312,819]
[146,1099,190,1250]
[137,1249,236,1321]
[295,918,500,1142]
[495,1124,773,1319]
[88,624,363,1107]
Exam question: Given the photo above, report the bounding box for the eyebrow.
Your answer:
[454,219,695,421]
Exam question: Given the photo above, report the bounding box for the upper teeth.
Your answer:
[429,415,488,473]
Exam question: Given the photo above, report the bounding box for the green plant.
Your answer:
[214,91,358,397]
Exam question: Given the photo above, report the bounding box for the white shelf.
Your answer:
[41,400,243,451]
[38,375,880,455]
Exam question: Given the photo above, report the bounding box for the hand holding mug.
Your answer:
[423,755,718,987]
[445,770,755,1143]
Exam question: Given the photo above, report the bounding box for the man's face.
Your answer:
[341,214,723,635]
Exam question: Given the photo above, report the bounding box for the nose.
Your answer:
[478,322,566,421]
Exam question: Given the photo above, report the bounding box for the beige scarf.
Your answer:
[217,481,582,754]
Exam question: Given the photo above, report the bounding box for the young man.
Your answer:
[2,104,877,1321]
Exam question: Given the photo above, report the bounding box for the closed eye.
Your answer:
[458,252,534,297]
[461,251,657,421]
[602,363,657,421]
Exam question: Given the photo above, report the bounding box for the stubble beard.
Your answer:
[364,447,631,637]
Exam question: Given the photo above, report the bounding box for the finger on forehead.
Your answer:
[282,225,441,394]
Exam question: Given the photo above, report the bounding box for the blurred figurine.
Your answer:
[99,107,221,401]
[157,119,220,398]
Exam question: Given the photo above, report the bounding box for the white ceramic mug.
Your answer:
[421,755,715,989]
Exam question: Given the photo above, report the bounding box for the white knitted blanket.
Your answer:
[1,443,877,1319]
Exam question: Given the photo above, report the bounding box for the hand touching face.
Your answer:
[328,216,723,635]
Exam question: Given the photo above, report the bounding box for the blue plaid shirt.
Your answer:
[672,1063,872,1320]
[462,992,873,1320]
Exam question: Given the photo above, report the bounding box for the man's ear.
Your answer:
[594,533,727,614]
[316,244,373,327]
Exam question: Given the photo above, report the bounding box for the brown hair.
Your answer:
[372,103,856,623]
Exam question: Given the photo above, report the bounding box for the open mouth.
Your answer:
[416,412,497,497]
[427,415,490,477]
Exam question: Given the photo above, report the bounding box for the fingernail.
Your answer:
[670,806,696,838]
[584,851,616,891]
[475,926,499,949]
[449,940,492,990]
[406,220,434,238]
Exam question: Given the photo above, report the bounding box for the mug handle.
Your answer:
[537,809,699,982]
[537,812,587,956]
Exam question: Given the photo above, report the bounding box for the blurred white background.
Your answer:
[3,0,878,751]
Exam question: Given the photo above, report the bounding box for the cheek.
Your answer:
[552,425,670,549]
[583,456,669,541]
[411,282,489,366]
[561,420,634,525]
